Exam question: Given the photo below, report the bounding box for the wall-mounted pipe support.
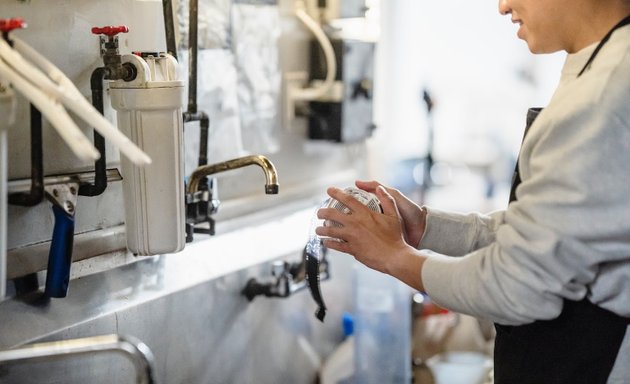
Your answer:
[0,334,157,384]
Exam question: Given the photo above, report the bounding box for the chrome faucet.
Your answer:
[0,334,156,384]
[241,245,330,302]
[185,155,279,242]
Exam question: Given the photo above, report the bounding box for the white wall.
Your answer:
[372,0,564,184]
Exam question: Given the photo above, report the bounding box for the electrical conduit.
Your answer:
[291,1,337,101]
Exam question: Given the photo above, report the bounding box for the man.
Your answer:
[316,0,630,382]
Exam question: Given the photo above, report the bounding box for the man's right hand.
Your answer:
[355,180,427,248]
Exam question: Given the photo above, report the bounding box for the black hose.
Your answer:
[162,0,178,60]
[8,105,44,206]
[78,67,108,196]
[182,111,210,168]
[198,113,209,166]
[188,0,199,114]
[304,244,327,322]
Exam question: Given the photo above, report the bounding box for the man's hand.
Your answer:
[316,185,427,291]
[355,180,427,248]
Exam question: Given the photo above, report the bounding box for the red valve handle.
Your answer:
[0,18,27,33]
[91,25,129,37]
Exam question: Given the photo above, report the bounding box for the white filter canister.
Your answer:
[110,54,185,256]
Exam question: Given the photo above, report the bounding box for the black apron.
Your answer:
[494,15,630,384]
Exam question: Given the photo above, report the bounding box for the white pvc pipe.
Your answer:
[0,59,100,161]
[0,39,60,98]
[11,37,152,166]
[292,2,337,101]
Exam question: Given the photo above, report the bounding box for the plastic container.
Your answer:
[321,336,354,384]
[110,53,185,256]
[426,351,492,384]
[320,313,355,384]
[354,264,412,383]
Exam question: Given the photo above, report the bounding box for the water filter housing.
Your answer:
[110,53,185,256]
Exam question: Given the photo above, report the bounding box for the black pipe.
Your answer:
[182,0,217,242]
[162,0,178,60]
[182,111,209,164]
[8,105,44,206]
[183,0,209,218]
[198,113,209,166]
[78,67,108,196]
[183,111,213,241]
[188,0,199,114]
[197,113,211,231]
[183,0,210,177]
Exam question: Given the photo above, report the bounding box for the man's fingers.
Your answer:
[355,180,381,193]
[322,238,351,254]
[315,225,345,240]
[317,207,347,223]
[375,185,399,217]
[357,180,402,203]
[327,187,366,213]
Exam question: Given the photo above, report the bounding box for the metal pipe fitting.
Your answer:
[0,334,157,384]
[186,155,279,196]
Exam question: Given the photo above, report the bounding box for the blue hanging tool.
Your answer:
[44,181,79,298]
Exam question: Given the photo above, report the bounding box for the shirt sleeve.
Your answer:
[419,207,505,256]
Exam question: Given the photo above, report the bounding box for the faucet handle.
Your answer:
[0,18,27,34]
[91,25,129,37]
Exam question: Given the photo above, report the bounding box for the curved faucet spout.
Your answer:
[186,155,279,195]
[0,334,156,384]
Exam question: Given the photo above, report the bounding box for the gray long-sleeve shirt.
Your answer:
[419,22,630,324]
[419,24,630,382]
